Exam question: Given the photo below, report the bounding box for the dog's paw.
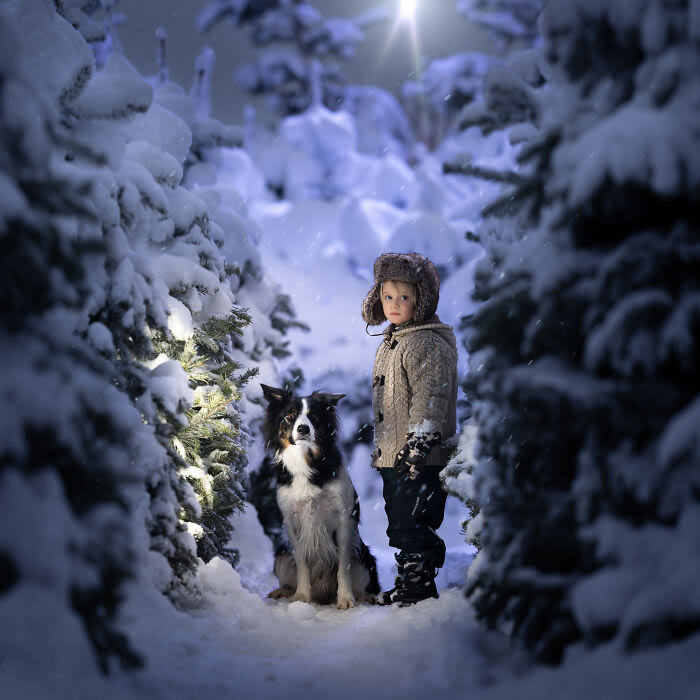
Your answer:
[359,593,377,605]
[292,590,312,604]
[268,587,293,599]
[337,595,356,610]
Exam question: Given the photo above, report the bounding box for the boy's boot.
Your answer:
[377,552,439,606]
[396,552,439,607]
[377,552,409,605]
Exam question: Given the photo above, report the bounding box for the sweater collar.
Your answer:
[383,314,450,345]
[385,314,441,334]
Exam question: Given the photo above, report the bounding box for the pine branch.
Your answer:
[481,178,540,219]
[443,160,527,185]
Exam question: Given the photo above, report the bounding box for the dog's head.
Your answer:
[260,384,345,455]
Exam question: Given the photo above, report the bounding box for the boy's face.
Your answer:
[381,280,415,325]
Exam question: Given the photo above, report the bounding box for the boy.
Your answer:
[361,253,458,606]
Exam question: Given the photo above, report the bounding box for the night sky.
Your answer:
[118,0,494,123]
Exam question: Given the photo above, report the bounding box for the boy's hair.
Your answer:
[380,279,417,305]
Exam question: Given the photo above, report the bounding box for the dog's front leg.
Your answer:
[287,526,312,603]
[292,555,312,603]
[336,517,356,610]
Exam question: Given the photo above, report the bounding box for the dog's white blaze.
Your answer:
[277,442,322,531]
[278,450,320,505]
[292,398,315,443]
[278,443,314,479]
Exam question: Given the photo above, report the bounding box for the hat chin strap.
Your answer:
[365,323,386,337]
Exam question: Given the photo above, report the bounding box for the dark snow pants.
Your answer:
[381,466,448,569]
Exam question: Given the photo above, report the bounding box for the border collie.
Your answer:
[261,384,379,609]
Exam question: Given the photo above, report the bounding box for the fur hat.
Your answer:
[361,252,440,326]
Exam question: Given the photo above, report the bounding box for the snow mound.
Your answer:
[288,601,317,620]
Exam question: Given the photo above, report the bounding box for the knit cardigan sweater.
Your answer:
[371,315,458,469]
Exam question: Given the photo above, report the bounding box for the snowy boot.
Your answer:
[396,552,439,606]
[377,552,409,605]
[377,552,438,606]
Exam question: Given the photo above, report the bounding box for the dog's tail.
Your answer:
[359,540,380,594]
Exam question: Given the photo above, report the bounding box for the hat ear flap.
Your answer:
[413,258,439,323]
[361,282,386,325]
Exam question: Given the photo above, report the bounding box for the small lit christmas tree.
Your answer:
[157,313,257,565]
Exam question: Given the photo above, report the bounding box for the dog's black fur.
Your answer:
[261,384,379,608]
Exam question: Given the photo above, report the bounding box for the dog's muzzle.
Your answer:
[293,423,311,442]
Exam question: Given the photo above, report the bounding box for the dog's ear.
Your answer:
[311,391,345,406]
[261,384,290,404]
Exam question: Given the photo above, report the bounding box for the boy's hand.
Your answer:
[394,431,441,480]
[393,446,425,480]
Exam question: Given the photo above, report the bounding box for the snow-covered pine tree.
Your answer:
[464,0,700,664]
[398,0,544,150]
[49,0,203,601]
[56,1,257,597]
[149,34,309,557]
[420,7,541,555]
[457,0,543,51]
[58,0,129,68]
[437,0,545,535]
[440,423,481,549]
[158,314,256,566]
[0,2,146,672]
[197,0,373,115]
[401,52,495,150]
[99,60,255,576]
[343,84,414,158]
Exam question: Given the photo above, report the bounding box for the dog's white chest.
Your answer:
[278,477,322,518]
[277,477,346,570]
[277,474,347,543]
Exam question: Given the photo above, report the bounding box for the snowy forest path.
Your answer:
[111,500,501,700]
[119,554,502,700]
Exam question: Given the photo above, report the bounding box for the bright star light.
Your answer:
[399,0,417,22]
[370,0,422,90]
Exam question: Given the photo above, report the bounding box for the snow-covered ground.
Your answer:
[10,495,697,700]
[115,504,489,700]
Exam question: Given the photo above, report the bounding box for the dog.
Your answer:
[260,384,379,609]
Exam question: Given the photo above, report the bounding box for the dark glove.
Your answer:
[394,430,441,480]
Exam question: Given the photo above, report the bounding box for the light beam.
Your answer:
[399,0,417,23]
[366,0,422,88]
